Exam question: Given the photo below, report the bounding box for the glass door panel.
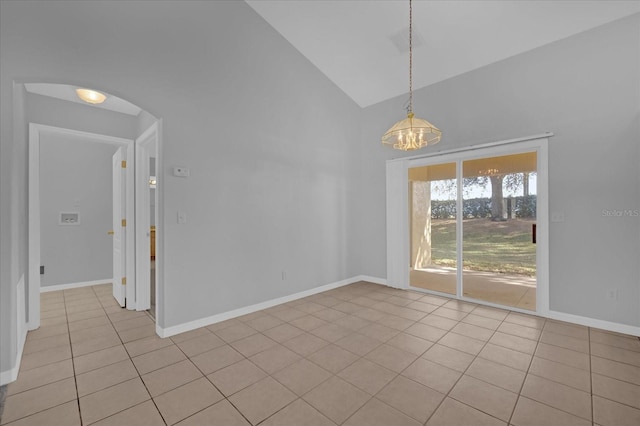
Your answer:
[462,152,537,310]
[408,163,457,294]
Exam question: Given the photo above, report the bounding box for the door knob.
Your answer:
[108,230,115,235]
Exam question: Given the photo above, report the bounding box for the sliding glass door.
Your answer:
[405,146,542,312]
[409,163,457,295]
[461,152,537,310]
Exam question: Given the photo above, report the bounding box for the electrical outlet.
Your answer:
[606,289,618,300]
[40,265,45,275]
[551,211,565,222]
[282,270,286,280]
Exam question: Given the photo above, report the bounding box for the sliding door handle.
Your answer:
[532,224,536,244]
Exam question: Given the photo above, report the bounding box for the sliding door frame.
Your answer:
[386,133,550,316]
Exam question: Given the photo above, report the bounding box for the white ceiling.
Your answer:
[246,0,640,108]
[24,83,141,116]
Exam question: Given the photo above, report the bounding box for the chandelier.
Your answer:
[382,0,441,151]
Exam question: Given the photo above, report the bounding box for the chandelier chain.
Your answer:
[409,0,413,114]
[381,0,441,151]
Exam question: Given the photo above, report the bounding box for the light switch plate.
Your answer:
[177,211,187,224]
[174,167,190,177]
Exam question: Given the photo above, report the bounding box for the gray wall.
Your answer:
[39,132,118,287]
[359,13,640,327]
[0,0,362,373]
[27,93,139,290]
[0,85,139,374]
[1,0,637,378]
[27,93,138,141]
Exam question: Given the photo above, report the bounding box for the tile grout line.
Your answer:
[4,283,639,425]
[443,306,514,425]
[154,310,315,426]
[413,304,506,426]
[210,314,328,426]
[169,328,240,426]
[102,290,170,426]
[507,314,545,426]
[390,315,457,425]
[73,286,124,424]
[9,289,79,425]
[65,288,159,425]
[522,321,597,424]
[589,326,594,426]
[66,288,84,426]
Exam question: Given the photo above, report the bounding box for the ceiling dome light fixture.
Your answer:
[76,88,107,104]
[382,0,441,151]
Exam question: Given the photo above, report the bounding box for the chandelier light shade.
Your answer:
[381,112,441,150]
[382,0,441,151]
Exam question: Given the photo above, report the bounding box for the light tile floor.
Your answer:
[2,282,639,425]
[410,268,536,311]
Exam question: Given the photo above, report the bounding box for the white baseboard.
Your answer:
[16,274,27,369]
[359,275,639,337]
[364,274,639,337]
[357,275,388,286]
[1,275,27,386]
[157,275,373,338]
[40,278,112,293]
[549,310,640,337]
[0,363,19,386]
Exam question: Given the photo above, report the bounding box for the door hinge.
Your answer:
[121,219,127,227]
[121,160,127,168]
[122,277,127,285]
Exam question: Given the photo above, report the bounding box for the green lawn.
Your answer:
[430,218,536,276]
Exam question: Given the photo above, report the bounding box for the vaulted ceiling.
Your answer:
[246,0,640,107]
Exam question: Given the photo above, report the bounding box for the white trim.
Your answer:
[28,124,41,329]
[357,275,387,286]
[135,122,159,313]
[388,135,550,316]
[455,160,463,297]
[17,275,27,350]
[124,143,136,309]
[30,123,133,145]
[387,133,554,163]
[409,285,542,317]
[535,141,550,316]
[29,123,134,328]
[386,160,410,289]
[408,285,638,335]
[157,275,367,338]
[40,279,113,293]
[0,364,19,386]
[1,275,27,385]
[154,119,164,326]
[549,310,640,337]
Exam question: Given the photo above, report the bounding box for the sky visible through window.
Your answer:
[431,173,537,201]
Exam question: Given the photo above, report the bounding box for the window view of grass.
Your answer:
[431,218,536,277]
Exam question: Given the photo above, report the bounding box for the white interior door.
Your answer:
[112,147,126,306]
[135,138,151,311]
[135,122,159,312]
